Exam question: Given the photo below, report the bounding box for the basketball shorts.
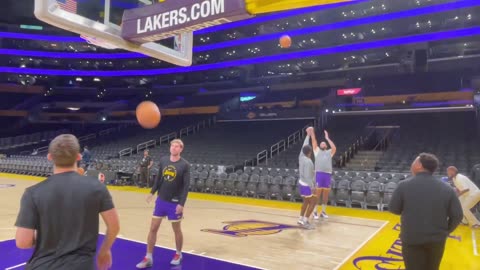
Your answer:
[299,184,314,197]
[153,198,183,222]
[316,172,332,189]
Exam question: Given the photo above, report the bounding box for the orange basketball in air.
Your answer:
[77,167,85,175]
[279,35,292,49]
[136,101,161,129]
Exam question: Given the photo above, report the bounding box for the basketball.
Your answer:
[279,35,292,48]
[77,167,85,175]
[136,101,161,129]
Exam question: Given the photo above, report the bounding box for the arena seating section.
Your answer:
[1,111,479,212]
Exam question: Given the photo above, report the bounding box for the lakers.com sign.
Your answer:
[122,0,252,43]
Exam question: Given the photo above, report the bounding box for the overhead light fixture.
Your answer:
[67,107,80,111]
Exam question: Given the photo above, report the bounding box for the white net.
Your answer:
[80,35,119,50]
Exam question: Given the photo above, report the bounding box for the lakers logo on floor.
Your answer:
[0,184,15,189]
[201,220,303,237]
[351,223,463,270]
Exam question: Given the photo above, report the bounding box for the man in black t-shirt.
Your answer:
[138,150,153,187]
[136,139,190,269]
[15,134,120,270]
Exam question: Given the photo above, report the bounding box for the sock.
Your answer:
[322,204,327,213]
[176,250,182,256]
[146,253,153,260]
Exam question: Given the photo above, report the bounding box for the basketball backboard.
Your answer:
[34,0,253,66]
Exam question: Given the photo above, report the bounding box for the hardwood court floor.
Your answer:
[1,174,478,270]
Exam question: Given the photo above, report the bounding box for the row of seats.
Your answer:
[0,158,52,177]
[0,155,467,213]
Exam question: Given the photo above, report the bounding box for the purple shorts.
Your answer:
[299,185,314,197]
[316,172,332,189]
[153,198,183,222]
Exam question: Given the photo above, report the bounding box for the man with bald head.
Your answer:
[447,166,480,229]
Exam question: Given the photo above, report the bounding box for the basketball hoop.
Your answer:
[80,35,119,50]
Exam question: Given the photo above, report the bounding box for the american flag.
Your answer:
[56,0,77,13]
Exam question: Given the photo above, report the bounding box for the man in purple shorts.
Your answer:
[308,127,336,219]
[297,130,317,229]
[136,139,190,269]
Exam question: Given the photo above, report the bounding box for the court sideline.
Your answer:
[0,173,477,270]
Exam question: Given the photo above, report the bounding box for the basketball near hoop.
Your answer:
[279,35,292,49]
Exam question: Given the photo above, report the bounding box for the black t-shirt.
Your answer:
[150,156,190,206]
[15,171,114,270]
[140,155,152,168]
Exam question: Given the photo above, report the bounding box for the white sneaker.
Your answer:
[171,253,183,265]
[303,221,316,230]
[136,257,153,269]
[297,217,305,225]
[313,212,320,220]
[320,212,329,219]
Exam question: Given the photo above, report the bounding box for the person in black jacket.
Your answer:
[389,153,463,270]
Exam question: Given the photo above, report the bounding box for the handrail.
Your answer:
[119,147,133,157]
[137,140,156,153]
[244,159,254,167]
[36,145,49,154]
[99,127,116,136]
[257,150,268,165]
[258,122,313,166]
[179,126,195,138]
[347,127,399,169]
[372,129,393,152]
[78,133,96,142]
[270,140,286,156]
[287,130,301,147]
[160,132,177,145]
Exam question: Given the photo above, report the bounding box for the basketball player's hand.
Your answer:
[97,249,112,270]
[306,127,313,135]
[176,205,184,214]
[146,194,154,203]
[324,130,329,139]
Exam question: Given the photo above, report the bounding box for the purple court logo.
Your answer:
[121,0,252,43]
[201,220,303,238]
[0,184,15,189]
[352,223,462,270]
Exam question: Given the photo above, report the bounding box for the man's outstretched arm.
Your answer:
[325,131,336,156]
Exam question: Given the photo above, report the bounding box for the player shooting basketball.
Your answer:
[307,127,336,219]
[297,128,317,229]
[137,139,190,268]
